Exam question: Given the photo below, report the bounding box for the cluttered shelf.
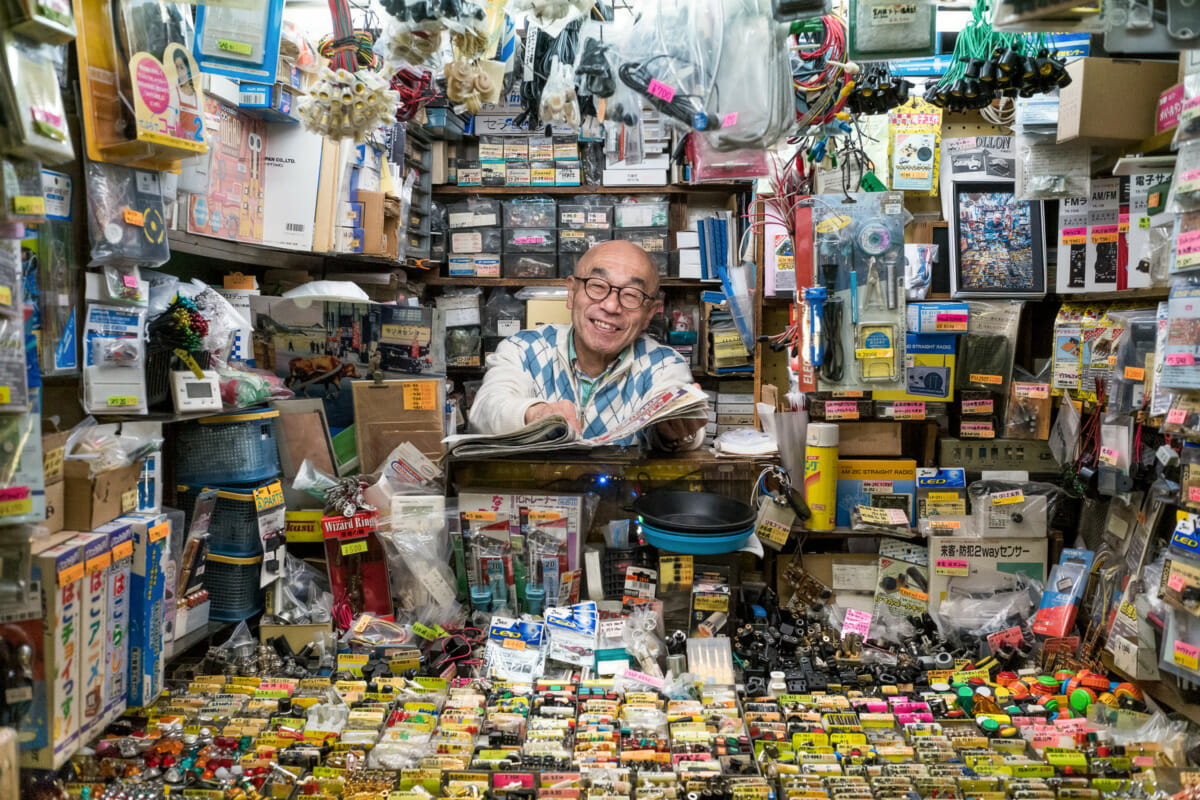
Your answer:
[1100,652,1200,726]
[431,183,753,196]
[164,619,239,662]
[92,401,270,424]
[168,230,417,272]
[421,275,720,288]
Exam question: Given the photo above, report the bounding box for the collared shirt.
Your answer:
[469,323,697,447]
[569,331,620,409]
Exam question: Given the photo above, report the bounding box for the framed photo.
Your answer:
[950,181,1046,298]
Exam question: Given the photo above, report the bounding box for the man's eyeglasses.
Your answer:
[573,275,656,310]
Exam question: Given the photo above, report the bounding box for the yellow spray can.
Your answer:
[804,423,839,530]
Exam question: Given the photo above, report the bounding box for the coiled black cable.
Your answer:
[821,299,845,383]
[617,60,719,131]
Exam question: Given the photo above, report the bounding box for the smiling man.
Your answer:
[469,240,707,451]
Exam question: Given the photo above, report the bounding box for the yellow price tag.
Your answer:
[403,381,437,410]
[0,287,12,307]
[0,387,10,404]
[121,489,138,513]
[341,540,368,556]
[217,38,254,55]
[13,196,44,216]
[123,209,145,227]
[969,373,1003,385]
[107,395,139,407]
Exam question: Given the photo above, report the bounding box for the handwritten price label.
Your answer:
[646,79,676,102]
[1099,446,1119,466]
[992,490,1025,506]
[934,559,969,577]
[1165,353,1196,366]
[1174,641,1199,671]
[1168,573,1187,592]
[341,540,368,556]
[842,609,872,638]
[893,401,926,420]
[969,373,1003,385]
[721,112,738,127]
[1124,366,1146,381]
[1167,408,1189,425]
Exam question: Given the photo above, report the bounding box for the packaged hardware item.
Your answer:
[82,304,148,415]
[956,300,1022,395]
[0,157,47,224]
[502,196,557,228]
[1033,548,1096,637]
[322,511,393,624]
[85,162,170,268]
[0,32,73,164]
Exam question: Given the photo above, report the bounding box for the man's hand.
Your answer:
[525,400,583,434]
[655,416,706,450]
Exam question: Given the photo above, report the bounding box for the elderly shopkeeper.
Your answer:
[469,240,707,452]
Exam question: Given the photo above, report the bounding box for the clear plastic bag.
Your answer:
[481,288,524,338]
[84,161,170,269]
[932,575,1042,642]
[1015,135,1089,201]
[378,495,458,622]
[272,552,333,624]
[510,0,597,37]
[539,56,581,130]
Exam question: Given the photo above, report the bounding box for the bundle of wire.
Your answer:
[791,15,854,129]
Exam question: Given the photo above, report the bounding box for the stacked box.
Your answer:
[98,518,134,727]
[75,533,111,742]
[127,513,170,709]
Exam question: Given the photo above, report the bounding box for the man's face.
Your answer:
[567,241,661,361]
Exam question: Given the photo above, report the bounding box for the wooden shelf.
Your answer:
[1100,652,1200,726]
[1059,287,1170,303]
[93,401,270,424]
[421,275,716,288]
[169,230,415,272]
[432,183,753,196]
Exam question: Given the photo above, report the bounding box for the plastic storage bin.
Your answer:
[558,228,611,253]
[450,226,502,254]
[502,196,557,227]
[204,553,265,621]
[504,254,557,278]
[446,197,501,229]
[558,201,613,229]
[614,198,670,228]
[615,228,669,275]
[176,479,281,557]
[174,409,280,485]
[503,228,556,253]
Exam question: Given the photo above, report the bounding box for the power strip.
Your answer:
[940,438,1057,472]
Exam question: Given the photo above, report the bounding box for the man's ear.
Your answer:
[565,276,576,310]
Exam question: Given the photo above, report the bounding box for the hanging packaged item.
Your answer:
[84,161,170,269]
[0,157,47,225]
[0,33,74,165]
[22,170,78,376]
[192,0,284,83]
[82,303,148,415]
[0,242,30,414]
[8,0,77,44]
[73,0,207,168]
[849,0,936,62]
[321,510,393,627]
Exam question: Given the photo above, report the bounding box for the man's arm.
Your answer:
[468,338,546,435]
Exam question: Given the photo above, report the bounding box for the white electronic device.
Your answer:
[170,370,223,414]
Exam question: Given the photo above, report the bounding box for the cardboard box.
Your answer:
[353,189,387,256]
[312,137,344,253]
[836,422,903,457]
[526,297,571,328]
[94,518,133,726]
[262,123,325,251]
[43,480,64,534]
[127,514,169,708]
[926,536,1047,613]
[835,459,917,527]
[63,460,144,532]
[1058,58,1179,144]
[42,431,68,484]
[74,532,111,741]
[874,334,956,404]
[20,540,84,769]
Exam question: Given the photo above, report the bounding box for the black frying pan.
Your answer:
[632,491,756,535]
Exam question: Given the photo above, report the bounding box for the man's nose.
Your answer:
[600,290,623,313]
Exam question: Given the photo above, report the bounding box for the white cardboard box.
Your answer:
[926,536,1047,613]
[262,123,325,251]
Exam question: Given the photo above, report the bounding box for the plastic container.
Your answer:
[614,228,668,274]
[503,228,556,253]
[614,198,670,228]
[174,409,280,485]
[176,479,281,557]
[639,523,752,554]
[558,228,611,254]
[558,201,613,230]
[503,254,557,278]
[502,196,557,228]
[204,553,265,621]
[446,197,501,229]
[450,226,502,255]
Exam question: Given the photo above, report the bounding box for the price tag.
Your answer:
[991,490,1025,505]
[969,373,1003,385]
[854,348,894,360]
[0,486,33,517]
[120,489,138,513]
[824,400,860,420]
[107,395,139,407]
[721,112,738,127]
[1168,408,1189,425]
[1173,641,1198,671]
[13,196,44,216]
[1099,446,1119,466]
[934,313,968,332]
[1139,217,1151,229]
[756,517,791,548]
[857,505,908,526]
[1124,366,1146,381]
[403,381,436,410]
[842,608,872,638]
[893,401,925,420]
[411,623,439,640]
[1168,573,1187,592]
[961,398,994,413]
[1165,353,1195,366]
[502,638,526,651]
[934,559,969,577]
[341,540,368,556]
[217,38,254,56]
[899,586,928,602]
[0,387,10,405]
[646,79,676,102]
[986,626,1025,651]
[1013,382,1049,399]
[123,209,145,227]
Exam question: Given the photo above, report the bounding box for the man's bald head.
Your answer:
[574,240,660,296]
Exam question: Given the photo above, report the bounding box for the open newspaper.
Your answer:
[444,384,710,457]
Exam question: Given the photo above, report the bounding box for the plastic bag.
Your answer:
[217,364,293,408]
[1014,135,1089,201]
[179,281,242,366]
[85,161,170,269]
[622,604,665,677]
[378,495,458,622]
[272,552,333,624]
[539,56,581,129]
[481,288,524,338]
[932,575,1041,642]
[510,0,596,37]
[65,416,163,477]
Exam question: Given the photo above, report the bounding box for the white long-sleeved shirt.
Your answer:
[469,324,703,450]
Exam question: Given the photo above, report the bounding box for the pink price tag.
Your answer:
[513,236,544,245]
[1099,446,1119,464]
[1189,486,1200,502]
[1167,408,1189,425]
[646,79,676,103]
[1168,573,1186,592]
[842,608,872,638]
[30,106,63,129]
[1165,353,1196,366]
[721,112,738,127]
[123,274,138,289]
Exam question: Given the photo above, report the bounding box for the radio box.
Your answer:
[835,459,917,527]
[95,518,134,726]
[127,514,170,708]
[74,533,112,742]
[20,540,84,769]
